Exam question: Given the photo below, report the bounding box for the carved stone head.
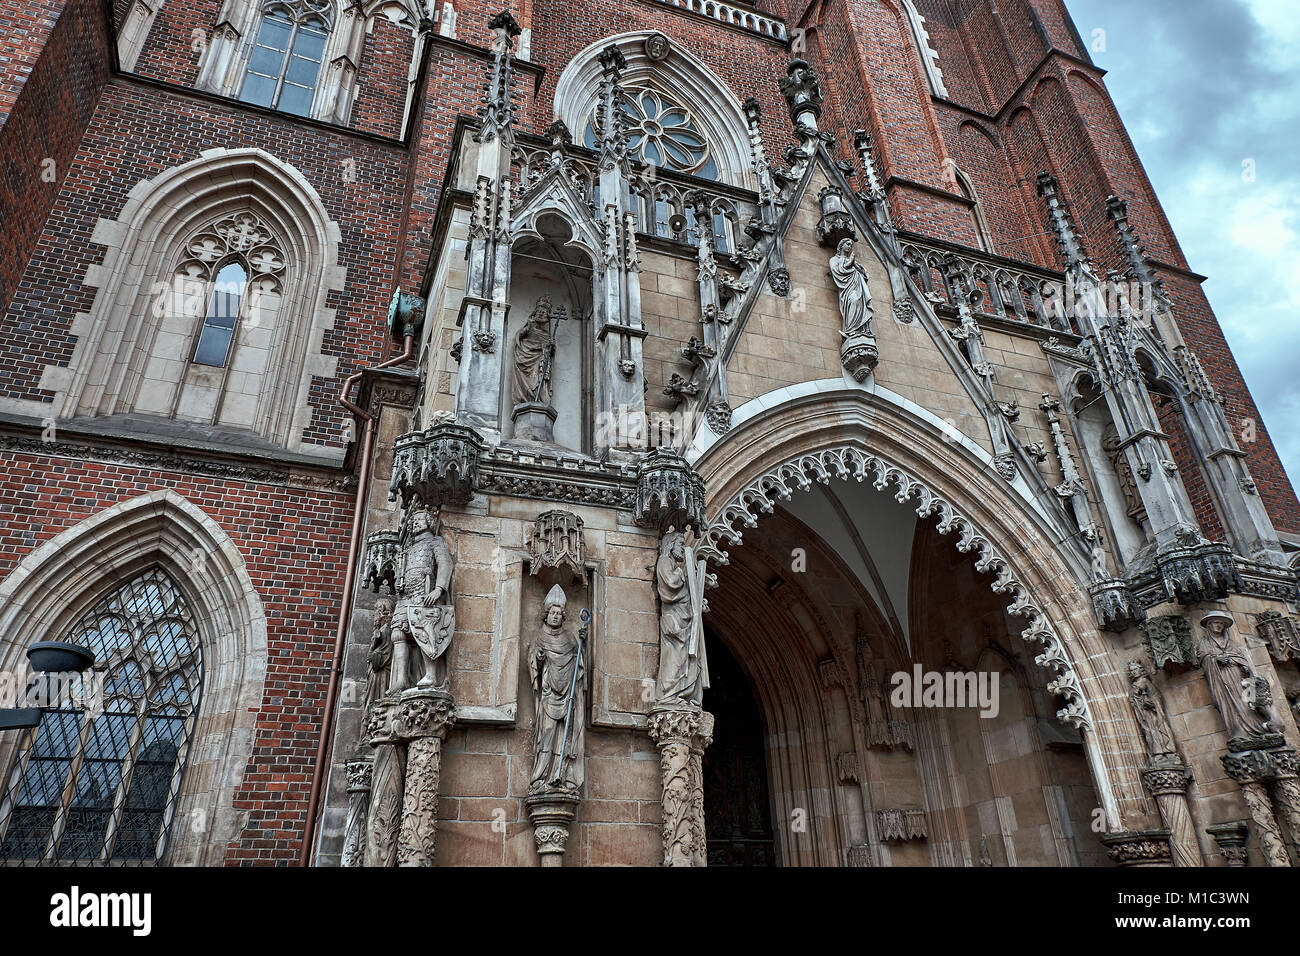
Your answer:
[530,295,553,325]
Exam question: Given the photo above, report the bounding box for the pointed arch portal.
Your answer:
[688,381,1158,864]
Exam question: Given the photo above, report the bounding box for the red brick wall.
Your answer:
[1,80,409,449]
[352,15,416,139]
[0,452,354,864]
[0,0,111,322]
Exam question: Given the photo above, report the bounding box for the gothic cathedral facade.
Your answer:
[0,0,1298,868]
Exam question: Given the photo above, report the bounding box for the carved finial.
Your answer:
[475,11,520,143]
[595,45,629,166]
[779,58,823,127]
[1036,172,1087,269]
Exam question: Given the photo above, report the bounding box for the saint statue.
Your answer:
[364,598,394,711]
[511,295,555,407]
[654,531,710,707]
[528,584,585,792]
[390,506,456,693]
[829,237,873,338]
[1196,610,1278,746]
[1126,660,1177,760]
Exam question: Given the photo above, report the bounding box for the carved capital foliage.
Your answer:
[389,421,483,508]
[1141,764,1191,797]
[635,448,707,535]
[1100,830,1173,866]
[393,688,456,741]
[1221,746,1295,784]
[840,333,879,383]
[345,755,374,792]
[1141,614,1195,668]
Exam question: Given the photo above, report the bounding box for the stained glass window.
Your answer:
[0,568,203,865]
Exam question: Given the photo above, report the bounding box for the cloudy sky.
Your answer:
[1064,0,1299,494]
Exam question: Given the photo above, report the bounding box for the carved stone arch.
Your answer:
[552,32,755,189]
[49,148,345,457]
[0,490,268,866]
[511,171,607,265]
[688,380,1162,832]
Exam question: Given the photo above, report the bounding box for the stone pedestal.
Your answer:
[392,688,456,867]
[525,789,579,867]
[1221,746,1293,867]
[364,697,406,867]
[1099,830,1173,867]
[1206,822,1250,867]
[512,402,557,442]
[647,705,714,867]
[1141,763,1203,867]
[840,332,878,382]
[341,756,373,868]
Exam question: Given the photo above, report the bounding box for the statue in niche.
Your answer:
[829,237,873,338]
[389,506,456,694]
[1196,610,1279,747]
[1101,423,1146,522]
[1126,660,1177,761]
[655,531,710,707]
[511,294,556,407]
[529,584,586,793]
[365,598,394,710]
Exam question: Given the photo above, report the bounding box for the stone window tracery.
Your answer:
[584,86,718,180]
[0,568,203,865]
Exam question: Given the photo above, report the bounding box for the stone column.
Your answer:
[525,791,579,867]
[1221,748,1291,867]
[1206,822,1250,867]
[365,697,405,867]
[393,687,456,867]
[1267,748,1300,861]
[341,756,373,868]
[1141,764,1203,866]
[648,705,714,867]
[1099,830,1173,867]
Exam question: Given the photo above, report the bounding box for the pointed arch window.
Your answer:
[239,0,334,116]
[0,568,203,865]
[194,261,248,367]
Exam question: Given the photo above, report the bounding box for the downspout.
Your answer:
[299,332,415,866]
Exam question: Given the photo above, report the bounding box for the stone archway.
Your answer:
[688,382,1157,836]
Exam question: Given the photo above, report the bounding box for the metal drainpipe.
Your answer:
[298,333,415,867]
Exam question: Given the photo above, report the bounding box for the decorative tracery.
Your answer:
[586,85,718,180]
[0,568,203,865]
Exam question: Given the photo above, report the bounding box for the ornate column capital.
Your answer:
[393,687,457,742]
[1099,830,1173,867]
[524,791,580,867]
[366,697,403,747]
[1205,821,1250,867]
[346,755,374,792]
[1141,763,1192,797]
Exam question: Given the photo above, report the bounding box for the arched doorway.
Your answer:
[686,384,1157,863]
[702,631,775,866]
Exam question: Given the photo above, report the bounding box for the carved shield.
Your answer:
[411,605,455,663]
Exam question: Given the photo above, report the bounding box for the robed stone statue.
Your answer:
[1197,610,1278,747]
[511,295,555,407]
[1127,659,1177,760]
[829,237,873,338]
[390,506,456,693]
[655,531,710,707]
[529,584,585,792]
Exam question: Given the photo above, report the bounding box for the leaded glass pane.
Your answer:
[0,568,203,865]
